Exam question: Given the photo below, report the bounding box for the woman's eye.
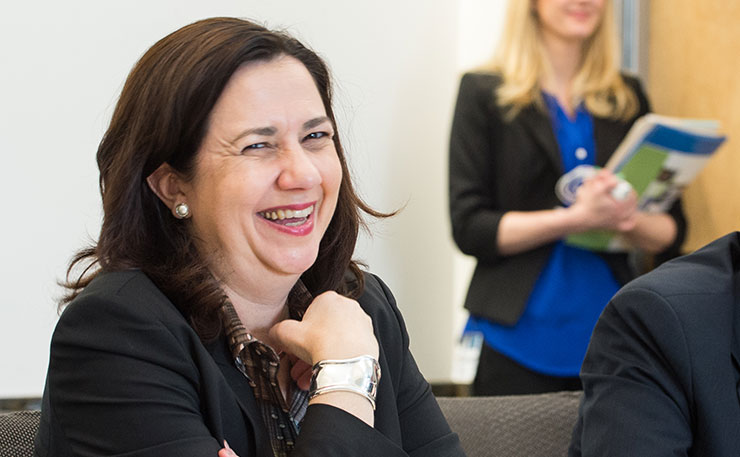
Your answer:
[242,142,268,152]
[305,131,331,141]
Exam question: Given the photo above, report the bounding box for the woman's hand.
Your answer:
[269,291,379,365]
[496,169,640,255]
[219,441,239,457]
[569,169,638,233]
[288,353,312,390]
[269,291,379,426]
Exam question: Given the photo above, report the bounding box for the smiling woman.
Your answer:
[35,17,465,457]
[147,57,344,292]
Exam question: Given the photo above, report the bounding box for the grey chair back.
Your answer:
[0,410,39,457]
[437,391,582,457]
[1,392,582,457]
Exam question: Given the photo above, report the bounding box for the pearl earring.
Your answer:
[174,202,191,219]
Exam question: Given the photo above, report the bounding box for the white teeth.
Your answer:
[293,206,314,218]
[261,205,314,221]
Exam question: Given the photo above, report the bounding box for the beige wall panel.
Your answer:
[648,0,740,251]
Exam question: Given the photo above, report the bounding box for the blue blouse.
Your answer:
[466,93,621,377]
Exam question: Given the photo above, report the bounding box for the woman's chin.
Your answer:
[269,250,320,277]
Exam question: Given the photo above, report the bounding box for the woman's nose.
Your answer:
[276,146,321,190]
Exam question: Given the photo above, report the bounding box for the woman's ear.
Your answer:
[146,163,188,216]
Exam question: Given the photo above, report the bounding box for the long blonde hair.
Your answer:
[488,0,638,120]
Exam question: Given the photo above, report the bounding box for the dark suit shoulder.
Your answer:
[42,269,222,457]
[74,269,169,306]
[59,269,193,344]
[460,71,501,88]
[622,232,740,301]
[573,234,740,457]
[356,272,403,331]
[457,72,501,106]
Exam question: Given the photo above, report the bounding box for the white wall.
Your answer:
[449,0,508,377]
[0,0,506,398]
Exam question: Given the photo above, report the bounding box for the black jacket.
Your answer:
[35,270,465,457]
[448,72,686,325]
[570,232,740,456]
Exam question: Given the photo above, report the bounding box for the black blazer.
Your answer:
[34,270,465,457]
[570,232,740,456]
[448,72,686,325]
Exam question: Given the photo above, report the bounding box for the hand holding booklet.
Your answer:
[561,113,727,252]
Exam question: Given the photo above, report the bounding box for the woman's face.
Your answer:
[184,56,342,287]
[535,0,606,43]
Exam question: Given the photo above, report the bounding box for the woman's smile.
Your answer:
[258,202,316,234]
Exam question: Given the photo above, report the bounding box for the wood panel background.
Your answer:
[648,0,740,252]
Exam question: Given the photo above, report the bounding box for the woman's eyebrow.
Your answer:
[230,126,277,144]
[303,116,332,130]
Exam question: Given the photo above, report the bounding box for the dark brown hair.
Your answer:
[62,17,385,339]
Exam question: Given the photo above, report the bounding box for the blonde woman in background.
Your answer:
[449,0,686,395]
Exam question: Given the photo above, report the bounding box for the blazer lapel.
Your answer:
[518,102,633,172]
[207,337,270,454]
[518,104,563,174]
[593,116,631,168]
